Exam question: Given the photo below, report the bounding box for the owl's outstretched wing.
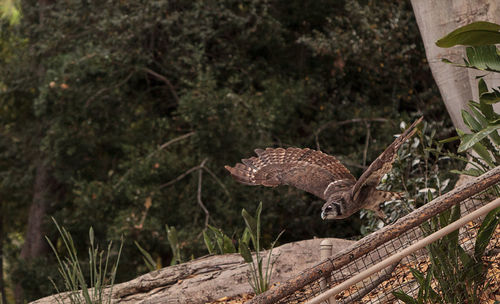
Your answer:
[352,117,423,201]
[225,147,355,200]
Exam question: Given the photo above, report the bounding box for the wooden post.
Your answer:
[318,240,337,304]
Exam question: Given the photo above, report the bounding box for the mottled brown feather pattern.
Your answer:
[225,147,355,200]
[225,118,422,220]
[352,117,422,200]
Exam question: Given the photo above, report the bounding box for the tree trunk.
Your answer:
[29,238,354,304]
[0,211,6,304]
[14,0,57,302]
[14,161,57,303]
[19,162,54,260]
[410,0,500,131]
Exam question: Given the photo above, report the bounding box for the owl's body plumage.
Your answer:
[225,117,422,220]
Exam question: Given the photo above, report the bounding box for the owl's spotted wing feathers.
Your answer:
[352,117,422,201]
[225,147,355,200]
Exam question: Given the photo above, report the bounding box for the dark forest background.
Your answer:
[0,0,457,302]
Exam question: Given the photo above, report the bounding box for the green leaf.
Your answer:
[203,230,215,254]
[239,243,253,263]
[449,168,482,176]
[462,109,482,132]
[478,78,488,95]
[134,241,157,271]
[471,141,495,168]
[457,125,500,152]
[480,91,500,105]
[436,21,500,47]
[445,205,461,251]
[393,291,419,304]
[410,268,426,286]
[468,101,491,126]
[222,234,236,253]
[240,227,251,245]
[474,208,499,259]
[438,136,459,144]
[242,208,257,247]
[465,46,500,72]
[457,246,473,269]
[166,225,182,265]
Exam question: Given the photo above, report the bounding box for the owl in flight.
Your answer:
[225,117,422,220]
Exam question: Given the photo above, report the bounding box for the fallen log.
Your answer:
[30,238,353,304]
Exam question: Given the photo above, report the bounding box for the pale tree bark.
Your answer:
[410,0,500,131]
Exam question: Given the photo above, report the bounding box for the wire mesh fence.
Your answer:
[273,189,500,304]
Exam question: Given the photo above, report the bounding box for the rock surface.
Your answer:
[31,238,354,304]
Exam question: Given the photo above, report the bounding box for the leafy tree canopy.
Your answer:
[0,0,451,300]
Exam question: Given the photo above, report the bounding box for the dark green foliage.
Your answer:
[134,241,157,272]
[361,119,459,235]
[165,225,182,266]
[0,0,447,300]
[46,218,123,304]
[394,20,500,304]
[393,204,499,304]
[240,202,284,295]
[203,225,237,255]
[436,21,500,47]
[439,23,500,177]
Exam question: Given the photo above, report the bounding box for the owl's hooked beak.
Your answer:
[320,209,328,220]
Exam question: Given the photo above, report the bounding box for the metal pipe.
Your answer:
[306,197,500,304]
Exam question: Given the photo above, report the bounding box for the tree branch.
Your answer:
[363,121,371,168]
[202,166,232,200]
[197,159,210,229]
[85,71,135,107]
[115,132,195,189]
[142,67,179,104]
[158,164,203,189]
[314,118,390,151]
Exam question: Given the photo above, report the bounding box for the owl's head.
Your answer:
[321,200,342,220]
[321,193,350,220]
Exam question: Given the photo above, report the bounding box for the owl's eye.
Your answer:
[333,202,341,215]
[325,202,341,215]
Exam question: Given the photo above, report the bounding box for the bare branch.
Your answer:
[142,67,179,104]
[146,131,195,161]
[203,166,232,200]
[114,132,195,189]
[363,122,371,168]
[86,71,134,107]
[157,158,228,230]
[158,164,203,189]
[314,118,390,151]
[197,159,210,229]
